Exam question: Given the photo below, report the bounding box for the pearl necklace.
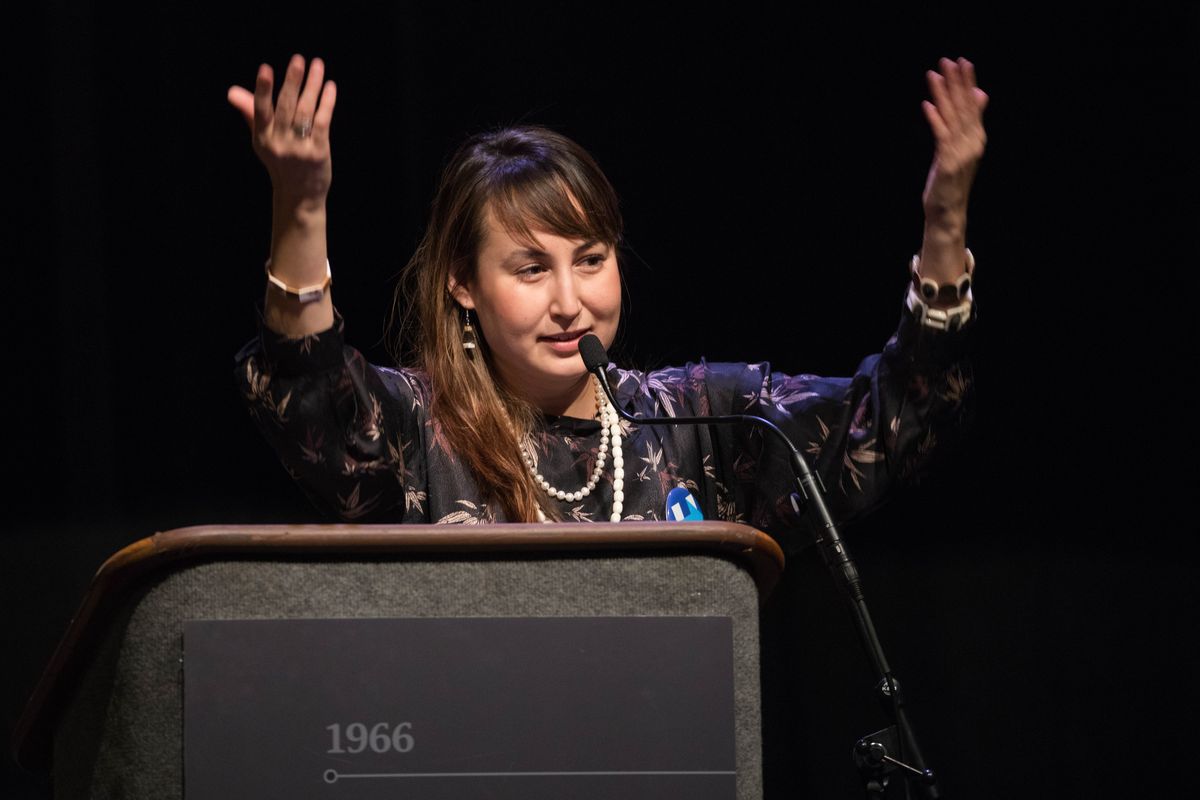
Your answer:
[523,374,624,523]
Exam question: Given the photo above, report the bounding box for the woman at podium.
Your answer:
[229,55,985,552]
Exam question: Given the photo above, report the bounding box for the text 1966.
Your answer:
[326,722,415,754]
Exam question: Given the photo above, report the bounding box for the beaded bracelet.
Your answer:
[906,284,973,332]
[911,248,974,305]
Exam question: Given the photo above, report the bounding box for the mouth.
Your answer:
[538,329,588,342]
[538,329,590,353]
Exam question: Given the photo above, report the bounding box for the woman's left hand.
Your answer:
[921,57,988,225]
[917,57,988,290]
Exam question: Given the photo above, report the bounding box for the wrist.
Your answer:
[272,192,328,223]
[921,209,967,239]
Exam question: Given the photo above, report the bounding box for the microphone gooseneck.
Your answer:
[575,333,942,799]
[578,334,861,600]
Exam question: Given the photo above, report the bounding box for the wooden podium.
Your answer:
[13,522,784,799]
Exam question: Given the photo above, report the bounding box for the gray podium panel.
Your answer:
[184,616,736,799]
[54,555,763,799]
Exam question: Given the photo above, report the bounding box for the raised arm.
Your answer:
[228,55,337,336]
[917,57,988,302]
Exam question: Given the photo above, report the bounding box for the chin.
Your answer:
[545,360,588,380]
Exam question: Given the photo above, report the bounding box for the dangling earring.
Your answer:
[461,307,479,359]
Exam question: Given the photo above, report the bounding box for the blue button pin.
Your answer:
[665,486,704,521]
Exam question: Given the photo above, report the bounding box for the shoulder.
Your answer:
[371,364,433,410]
[613,360,783,391]
[610,360,780,417]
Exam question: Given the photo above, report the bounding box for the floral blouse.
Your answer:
[234,295,974,555]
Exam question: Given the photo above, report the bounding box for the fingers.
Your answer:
[226,85,254,130]
[959,59,989,113]
[231,54,336,166]
[252,63,275,137]
[957,58,986,118]
[312,79,338,145]
[943,57,969,120]
[922,56,987,179]
[925,71,951,136]
[926,57,986,135]
[274,54,306,132]
[227,65,275,138]
[973,87,990,114]
[921,99,950,142]
[926,62,959,132]
[294,58,324,134]
[960,58,977,96]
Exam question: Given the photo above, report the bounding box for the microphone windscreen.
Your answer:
[578,334,609,372]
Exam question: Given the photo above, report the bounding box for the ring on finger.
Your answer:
[292,118,313,139]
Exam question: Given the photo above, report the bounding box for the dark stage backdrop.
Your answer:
[6,3,1196,798]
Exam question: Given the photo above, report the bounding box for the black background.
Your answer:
[6,2,1197,797]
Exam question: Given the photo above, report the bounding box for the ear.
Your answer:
[447,277,475,310]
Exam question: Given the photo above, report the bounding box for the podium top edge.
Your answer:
[136,520,781,554]
[112,521,784,587]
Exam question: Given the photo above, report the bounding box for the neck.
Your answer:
[518,373,596,419]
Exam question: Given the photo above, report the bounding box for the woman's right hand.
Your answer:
[229,55,337,337]
[227,55,337,208]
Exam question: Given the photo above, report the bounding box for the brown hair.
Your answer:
[388,126,623,522]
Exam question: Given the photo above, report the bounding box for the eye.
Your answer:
[516,264,548,280]
[579,252,608,269]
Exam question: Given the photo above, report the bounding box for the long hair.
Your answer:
[388,126,623,522]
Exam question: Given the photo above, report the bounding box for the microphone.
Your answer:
[577,334,612,380]
[578,334,862,601]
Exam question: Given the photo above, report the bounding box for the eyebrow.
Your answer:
[502,239,604,264]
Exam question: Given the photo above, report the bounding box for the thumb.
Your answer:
[973,87,989,114]
[226,85,255,131]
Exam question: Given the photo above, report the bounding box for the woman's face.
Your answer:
[452,204,621,412]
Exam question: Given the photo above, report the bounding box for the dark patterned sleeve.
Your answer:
[635,294,976,554]
[233,304,429,522]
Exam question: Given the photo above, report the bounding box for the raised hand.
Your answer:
[227,55,337,208]
[921,57,988,222]
[229,55,337,337]
[915,57,987,292]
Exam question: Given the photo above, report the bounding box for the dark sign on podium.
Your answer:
[184,616,736,799]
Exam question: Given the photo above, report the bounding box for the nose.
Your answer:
[548,271,582,322]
